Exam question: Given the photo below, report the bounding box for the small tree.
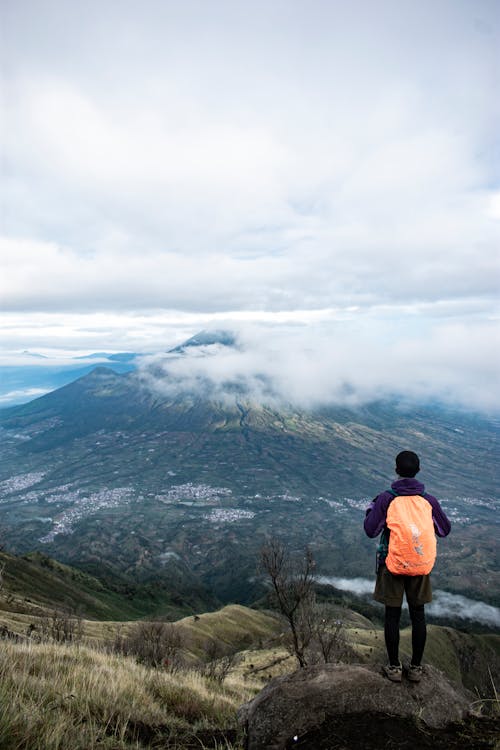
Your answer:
[260,539,354,668]
[260,537,316,668]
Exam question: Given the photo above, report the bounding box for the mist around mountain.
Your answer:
[167,330,239,353]
[0,331,235,408]
[0,332,239,407]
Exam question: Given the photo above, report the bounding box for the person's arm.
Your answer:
[424,494,451,537]
[364,491,392,537]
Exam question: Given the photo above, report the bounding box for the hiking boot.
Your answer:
[408,664,423,682]
[382,663,402,682]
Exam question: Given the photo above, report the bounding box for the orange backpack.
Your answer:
[385,494,436,576]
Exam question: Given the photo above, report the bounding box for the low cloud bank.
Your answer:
[138,322,499,413]
[317,576,374,597]
[427,591,500,629]
[317,576,500,628]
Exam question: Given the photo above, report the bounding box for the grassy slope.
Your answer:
[176,604,281,658]
[1,618,499,750]
[1,548,499,748]
[0,639,257,750]
[0,599,283,750]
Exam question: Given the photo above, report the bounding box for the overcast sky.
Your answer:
[1,0,499,410]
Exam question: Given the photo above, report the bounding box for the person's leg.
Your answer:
[374,566,404,680]
[408,603,426,666]
[384,605,402,666]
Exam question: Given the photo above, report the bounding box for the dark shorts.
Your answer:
[374,564,432,607]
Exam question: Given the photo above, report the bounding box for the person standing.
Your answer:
[364,450,451,682]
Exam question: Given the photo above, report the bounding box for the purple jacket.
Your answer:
[364,477,451,538]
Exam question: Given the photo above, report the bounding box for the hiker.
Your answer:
[364,450,451,683]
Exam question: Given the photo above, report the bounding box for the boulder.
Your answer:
[238,663,474,750]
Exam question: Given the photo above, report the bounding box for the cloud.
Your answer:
[317,576,500,627]
[427,591,500,629]
[1,225,498,316]
[137,321,500,412]
[1,1,499,317]
[1,311,497,411]
[316,576,374,597]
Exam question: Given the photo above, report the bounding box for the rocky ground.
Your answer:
[240,663,500,750]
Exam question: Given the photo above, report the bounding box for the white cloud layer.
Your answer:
[138,321,500,412]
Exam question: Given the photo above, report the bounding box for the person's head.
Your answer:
[395,450,420,478]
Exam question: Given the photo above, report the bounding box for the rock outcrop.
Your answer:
[238,663,474,750]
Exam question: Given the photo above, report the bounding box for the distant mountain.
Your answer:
[167,329,238,353]
[0,352,138,407]
[20,350,49,359]
[75,352,137,362]
[1,363,497,497]
[0,335,499,610]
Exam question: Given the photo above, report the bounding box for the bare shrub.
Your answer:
[116,620,185,670]
[110,623,125,654]
[307,603,354,664]
[39,608,83,643]
[201,639,241,683]
[0,624,22,642]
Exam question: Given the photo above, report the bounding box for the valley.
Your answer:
[1,361,499,611]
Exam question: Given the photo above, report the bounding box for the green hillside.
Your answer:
[0,549,215,623]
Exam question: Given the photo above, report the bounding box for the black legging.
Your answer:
[385,604,426,666]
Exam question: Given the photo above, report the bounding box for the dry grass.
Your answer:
[0,638,261,749]
[0,600,283,748]
[176,605,280,656]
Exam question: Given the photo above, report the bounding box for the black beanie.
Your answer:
[396,450,420,478]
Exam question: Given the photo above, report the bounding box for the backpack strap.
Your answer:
[376,489,397,572]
